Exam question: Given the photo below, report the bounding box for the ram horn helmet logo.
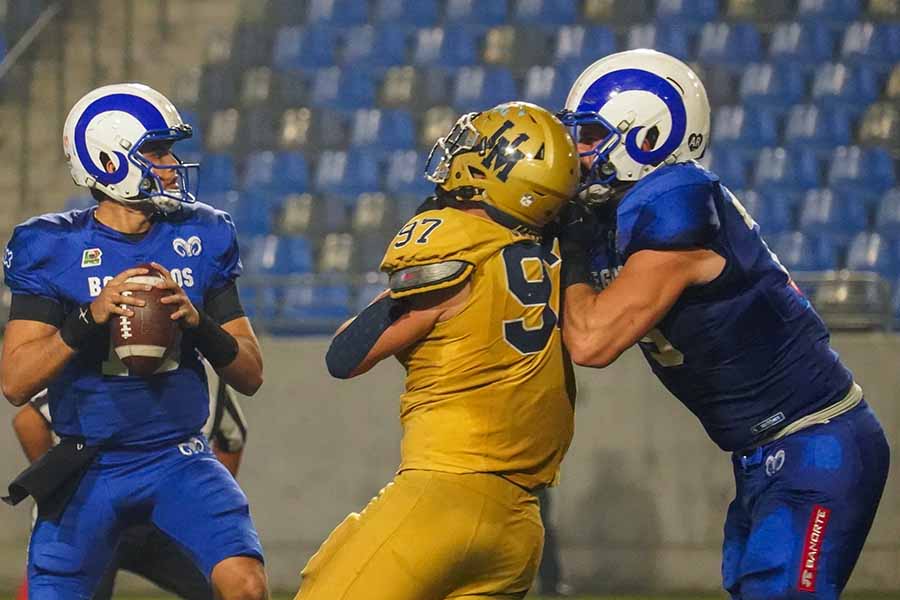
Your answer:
[172,236,202,257]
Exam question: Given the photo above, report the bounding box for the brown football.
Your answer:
[109,266,179,377]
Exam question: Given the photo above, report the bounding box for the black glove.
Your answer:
[558,202,596,288]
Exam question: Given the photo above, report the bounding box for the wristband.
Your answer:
[193,310,239,368]
[561,246,592,288]
[59,304,102,350]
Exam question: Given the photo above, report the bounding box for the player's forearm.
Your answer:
[12,407,53,463]
[561,283,638,368]
[1,334,74,406]
[216,335,263,396]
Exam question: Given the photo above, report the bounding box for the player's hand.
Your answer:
[89,267,152,324]
[558,201,597,253]
[152,262,201,328]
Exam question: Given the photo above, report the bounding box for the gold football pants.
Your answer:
[294,469,544,600]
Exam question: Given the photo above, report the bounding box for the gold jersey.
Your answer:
[380,207,575,490]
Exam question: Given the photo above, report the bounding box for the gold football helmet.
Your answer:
[425,102,579,229]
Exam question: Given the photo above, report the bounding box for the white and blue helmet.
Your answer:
[561,49,710,200]
[63,83,198,213]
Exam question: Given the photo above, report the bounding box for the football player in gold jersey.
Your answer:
[294,102,580,600]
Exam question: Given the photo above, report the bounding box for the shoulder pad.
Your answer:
[3,213,83,298]
[616,164,721,259]
[380,208,518,298]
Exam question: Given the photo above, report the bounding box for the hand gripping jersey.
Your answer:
[4,203,242,447]
[381,208,575,490]
[587,162,854,451]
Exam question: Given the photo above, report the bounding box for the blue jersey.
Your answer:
[3,203,242,447]
[588,162,853,451]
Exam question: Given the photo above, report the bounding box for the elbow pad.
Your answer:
[325,297,407,379]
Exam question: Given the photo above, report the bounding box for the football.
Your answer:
[109,265,180,377]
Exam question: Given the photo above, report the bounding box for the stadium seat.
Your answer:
[483,26,554,74]
[554,25,617,71]
[625,24,692,62]
[655,0,720,30]
[827,146,897,208]
[199,64,239,110]
[237,107,279,152]
[239,281,280,321]
[796,0,862,25]
[171,68,203,110]
[176,109,202,154]
[340,25,409,69]
[353,231,391,272]
[867,0,900,20]
[739,63,807,112]
[272,235,315,274]
[444,0,509,26]
[279,193,351,234]
[512,0,578,25]
[754,147,821,199]
[373,0,438,26]
[875,189,900,241]
[318,232,355,273]
[712,106,780,155]
[419,106,458,148]
[783,105,852,156]
[241,151,309,194]
[859,102,900,154]
[240,66,274,107]
[798,189,868,243]
[846,232,896,276]
[355,274,390,313]
[583,0,654,24]
[230,23,273,68]
[306,0,368,26]
[707,150,750,189]
[200,154,236,194]
[352,193,393,233]
[768,23,836,69]
[379,66,452,111]
[384,150,434,198]
[811,62,881,116]
[279,284,352,326]
[725,0,795,22]
[314,151,381,198]
[696,64,738,106]
[451,66,517,112]
[272,26,338,71]
[522,66,569,110]
[310,67,376,110]
[768,231,837,271]
[412,26,480,67]
[696,23,763,67]
[752,191,796,234]
[349,109,415,155]
[840,22,900,70]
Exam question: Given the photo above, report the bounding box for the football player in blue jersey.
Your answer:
[556,50,890,599]
[0,83,267,600]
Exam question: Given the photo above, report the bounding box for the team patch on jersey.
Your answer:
[172,236,202,257]
[798,505,831,592]
[81,248,102,268]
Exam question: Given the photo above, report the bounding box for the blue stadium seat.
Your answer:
[811,62,881,115]
[712,106,780,155]
[314,151,381,197]
[738,63,807,112]
[768,23,836,70]
[237,107,278,152]
[797,0,862,25]
[231,23,274,68]
[355,278,389,313]
[349,109,416,154]
[306,0,368,26]
[220,192,280,236]
[273,235,315,274]
[828,146,897,207]
[798,189,868,243]
[554,26,617,71]
[199,64,239,109]
[273,26,337,71]
[384,150,434,198]
[876,189,900,241]
[451,66,518,112]
[734,190,794,234]
[373,0,438,26]
[444,0,509,26]
[840,22,900,70]
[310,67,376,110]
[754,147,822,199]
[655,0,720,30]
[699,65,738,105]
[768,231,837,271]
[353,231,391,272]
[707,150,750,189]
[176,109,203,154]
[238,283,279,321]
[522,66,569,109]
[625,24,692,62]
[846,232,896,276]
[697,23,763,67]
[783,105,852,156]
[412,26,480,67]
[200,154,236,194]
[241,151,309,193]
[341,25,409,69]
[280,284,352,324]
[512,0,578,25]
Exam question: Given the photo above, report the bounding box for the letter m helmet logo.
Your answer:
[480,120,530,182]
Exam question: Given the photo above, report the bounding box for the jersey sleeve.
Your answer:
[3,224,59,301]
[616,181,721,260]
[379,210,477,299]
[208,211,243,291]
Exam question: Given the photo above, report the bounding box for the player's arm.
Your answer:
[213,446,243,477]
[1,267,151,406]
[326,281,470,379]
[12,403,53,463]
[562,248,724,367]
